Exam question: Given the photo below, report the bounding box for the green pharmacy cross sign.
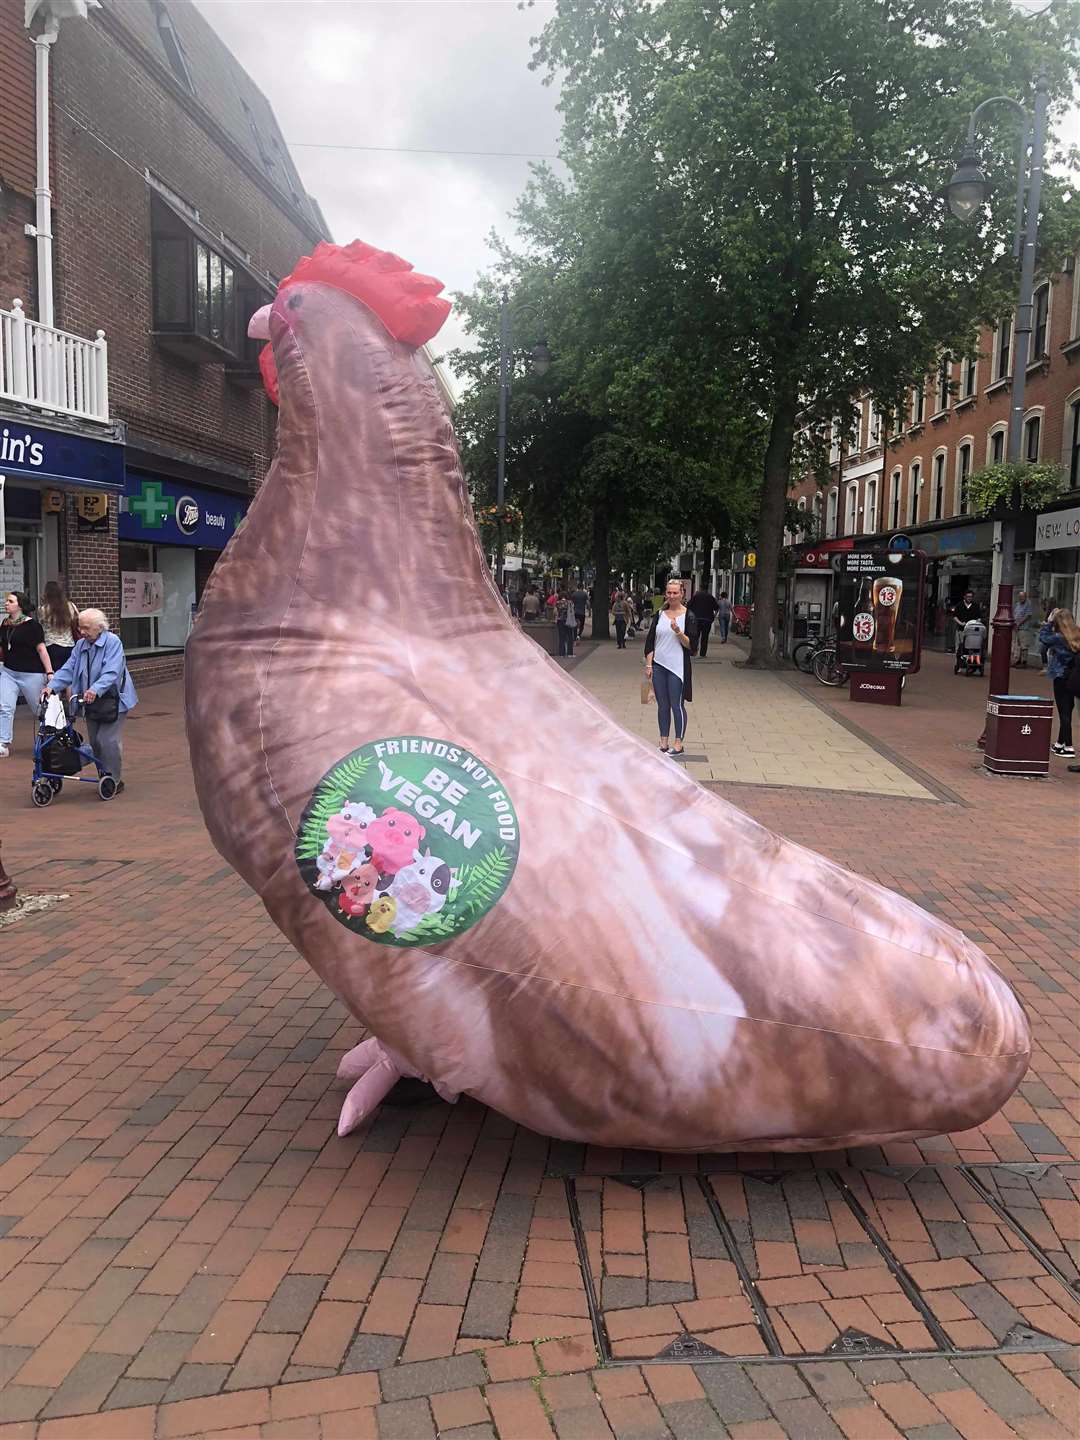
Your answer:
[129,480,172,530]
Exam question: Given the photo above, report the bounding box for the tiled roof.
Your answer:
[102,0,327,236]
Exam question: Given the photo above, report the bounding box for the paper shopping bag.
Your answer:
[640,676,654,705]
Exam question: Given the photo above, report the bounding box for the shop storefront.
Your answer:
[898,518,996,650]
[1027,500,1080,615]
[118,471,248,654]
[0,418,125,601]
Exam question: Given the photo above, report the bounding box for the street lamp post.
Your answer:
[946,69,1049,719]
[495,292,510,594]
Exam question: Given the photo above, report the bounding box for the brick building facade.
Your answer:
[1,0,329,683]
[785,261,1080,651]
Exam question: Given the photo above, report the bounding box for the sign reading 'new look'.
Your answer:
[1035,505,1080,553]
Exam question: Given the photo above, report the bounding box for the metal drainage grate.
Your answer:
[562,1164,1079,1364]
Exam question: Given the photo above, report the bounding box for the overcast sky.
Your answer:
[193,0,1078,385]
[192,0,564,370]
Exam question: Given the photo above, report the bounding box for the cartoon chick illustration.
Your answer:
[366,895,397,934]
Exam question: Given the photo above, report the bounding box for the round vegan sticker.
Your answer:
[295,736,519,947]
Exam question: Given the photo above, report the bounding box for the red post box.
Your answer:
[983,694,1054,776]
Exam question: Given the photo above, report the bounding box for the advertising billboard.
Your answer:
[835,550,926,674]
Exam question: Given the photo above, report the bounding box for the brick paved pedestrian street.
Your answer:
[1,648,1077,1440]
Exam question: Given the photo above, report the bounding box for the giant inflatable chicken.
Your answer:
[185,241,1029,1151]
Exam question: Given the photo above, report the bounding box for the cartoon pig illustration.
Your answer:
[367,808,425,876]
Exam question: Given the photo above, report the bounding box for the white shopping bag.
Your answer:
[44,693,68,731]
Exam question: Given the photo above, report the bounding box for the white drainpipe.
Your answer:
[29,18,58,330]
[24,1,101,330]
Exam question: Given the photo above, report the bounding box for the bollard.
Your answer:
[0,842,16,913]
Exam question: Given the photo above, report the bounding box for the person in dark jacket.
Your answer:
[1038,608,1080,757]
[687,587,720,657]
[643,579,699,757]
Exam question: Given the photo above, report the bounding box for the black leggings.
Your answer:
[1053,677,1074,747]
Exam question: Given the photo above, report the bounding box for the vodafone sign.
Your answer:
[797,538,854,568]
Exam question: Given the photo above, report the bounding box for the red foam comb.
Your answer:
[260,240,451,406]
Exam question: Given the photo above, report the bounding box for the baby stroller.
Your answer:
[954,619,986,677]
[30,692,118,806]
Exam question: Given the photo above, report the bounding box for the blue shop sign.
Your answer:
[0,419,124,491]
[120,471,248,549]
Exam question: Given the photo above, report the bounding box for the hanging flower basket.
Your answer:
[966,462,1063,519]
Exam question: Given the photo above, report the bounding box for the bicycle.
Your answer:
[791,633,832,674]
[812,645,847,686]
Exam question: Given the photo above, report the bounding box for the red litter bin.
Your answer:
[983,694,1053,776]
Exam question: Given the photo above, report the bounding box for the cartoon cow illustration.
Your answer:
[380,849,455,937]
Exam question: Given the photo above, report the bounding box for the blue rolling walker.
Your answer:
[30,693,118,806]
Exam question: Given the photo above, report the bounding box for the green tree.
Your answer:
[529,0,1080,662]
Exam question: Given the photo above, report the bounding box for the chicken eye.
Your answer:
[387,819,395,828]
[404,828,412,837]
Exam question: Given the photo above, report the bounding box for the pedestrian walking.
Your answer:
[687,586,719,657]
[643,578,699,757]
[572,583,589,641]
[38,580,80,672]
[0,591,54,758]
[1038,608,1080,757]
[612,589,630,648]
[1011,590,1035,666]
[555,590,576,657]
[716,591,733,644]
[44,609,138,790]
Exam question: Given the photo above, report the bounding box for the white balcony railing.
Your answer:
[0,299,109,423]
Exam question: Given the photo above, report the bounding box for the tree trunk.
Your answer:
[699,529,713,594]
[747,393,798,666]
[591,504,611,640]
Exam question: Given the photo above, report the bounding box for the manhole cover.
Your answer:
[563,1165,1080,1363]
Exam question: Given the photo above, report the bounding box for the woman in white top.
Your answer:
[39,580,79,671]
[643,579,699,756]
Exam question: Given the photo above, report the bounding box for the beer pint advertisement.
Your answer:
[835,550,926,673]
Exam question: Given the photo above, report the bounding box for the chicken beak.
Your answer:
[248,304,273,340]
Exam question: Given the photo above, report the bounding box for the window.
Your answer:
[812,493,823,532]
[995,316,1012,380]
[151,194,269,367]
[1071,258,1080,340]
[1024,413,1041,462]
[1069,399,1080,488]
[890,469,901,529]
[911,384,925,426]
[957,443,973,514]
[864,478,878,534]
[909,463,921,526]
[845,485,858,535]
[868,402,881,446]
[989,426,1007,465]
[962,354,977,399]
[152,2,195,94]
[932,452,946,519]
[829,419,841,465]
[826,489,838,537]
[936,355,951,413]
[1032,283,1050,359]
[797,495,807,539]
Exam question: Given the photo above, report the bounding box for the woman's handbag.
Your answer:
[640,674,654,705]
[82,649,125,724]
